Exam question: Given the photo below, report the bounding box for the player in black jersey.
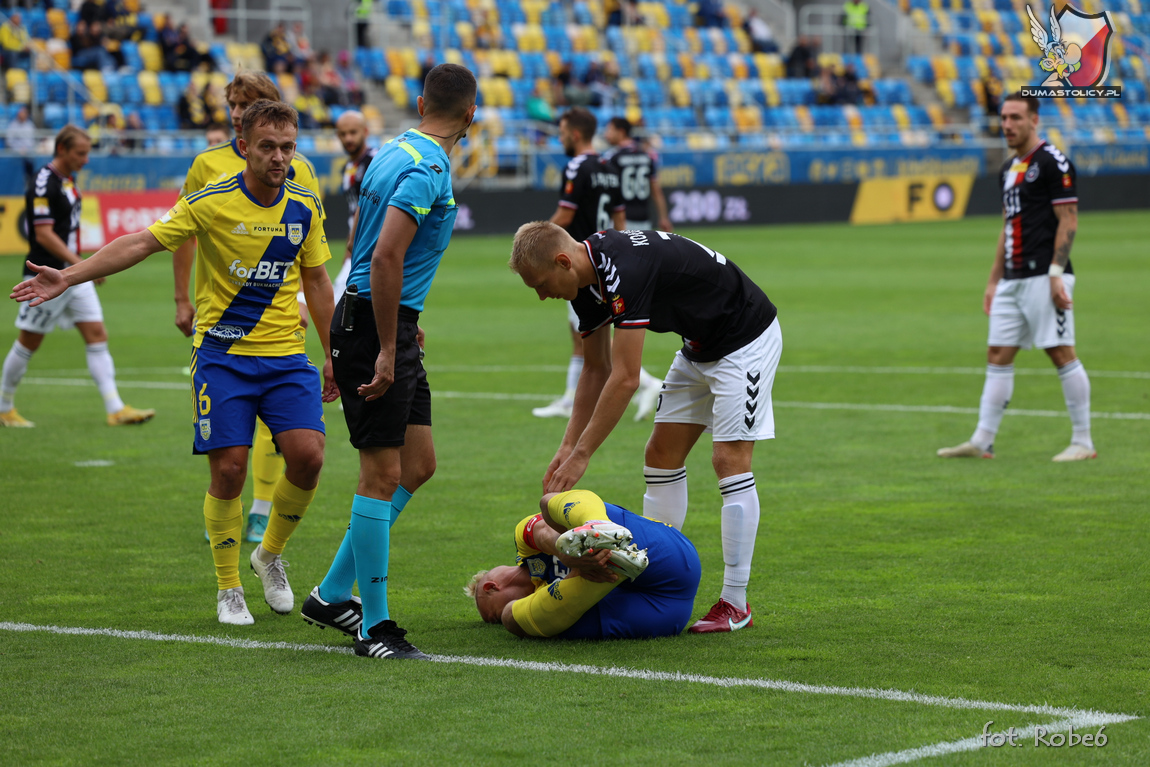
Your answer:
[939,93,1093,462]
[602,117,672,232]
[1,126,153,428]
[510,222,783,633]
[334,110,376,297]
[532,108,628,420]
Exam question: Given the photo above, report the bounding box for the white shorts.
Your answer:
[567,300,579,332]
[987,274,1076,350]
[14,281,103,334]
[655,319,782,441]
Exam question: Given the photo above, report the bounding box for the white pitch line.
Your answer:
[0,622,1139,727]
[26,364,1150,380]
[19,379,1150,420]
[823,713,1130,767]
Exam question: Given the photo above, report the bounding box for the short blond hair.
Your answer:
[463,570,488,599]
[508,220,575,274]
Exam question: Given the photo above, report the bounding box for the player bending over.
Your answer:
[467,489,700,639]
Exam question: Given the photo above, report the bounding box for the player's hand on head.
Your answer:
[10,262,67,306]
[358,348,395,401]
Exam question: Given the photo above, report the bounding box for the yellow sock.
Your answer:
[204,493,243,590]
[545,489,610,531]
[512,576,621,637]
[251,419,283,505]
[261,476,316,555]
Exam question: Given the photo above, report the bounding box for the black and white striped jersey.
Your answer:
[571,229,777,363]
[25,163,82,276]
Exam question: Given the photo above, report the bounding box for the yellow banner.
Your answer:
[0,195,27,255]
[850,175,975,224]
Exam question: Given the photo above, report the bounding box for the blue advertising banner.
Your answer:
[533,146,987,189]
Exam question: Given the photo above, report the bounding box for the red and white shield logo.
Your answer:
[1057,4,1115,86]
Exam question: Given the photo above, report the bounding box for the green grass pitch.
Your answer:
[1,212,1147,765]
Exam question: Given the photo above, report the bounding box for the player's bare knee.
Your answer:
[987,346,1018,365]
[644,437,686,469]
[17,331,44,352]
[1045,345,1077,367]
[76,322,108,344]
[712,442,753,478]
[210,461,248,498]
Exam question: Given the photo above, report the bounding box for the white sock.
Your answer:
[971,363,1013,450]
[718,472,759,610]
[643,466,687,530]
[1058,360,1093,449]
[1,340,34,411]
[638,367,660,389]
[563,354,584,402]
[250,499,272,518]
[86,342,125,414]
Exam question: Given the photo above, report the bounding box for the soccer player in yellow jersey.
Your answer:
[174,71,325,544]
[12,101,338,626]
[466,490,701,639]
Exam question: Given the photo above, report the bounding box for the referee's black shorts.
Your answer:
[331,296,431,450]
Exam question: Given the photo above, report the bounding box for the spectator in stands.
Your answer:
[204,81,230,124]
[335,50,364,106]
[178,80,210,130]
[5,105,35,154]
[205,121,230,147]
[164,23,200,71]
[588,61,621,109]
[695,0,726,28]
[287,21,313,68]
[315,52,344,106]
[473,9,503,49]
[842,0,869,55]
[982,78,1002,136]
[354,0,372,48]
[838,64,861,105]
[295,82,332,130]
[786,36,819,79]
[0,12,31,71]
[71,20,116,72]
[744,10,778,54]
[80,0,114,25]
[420,53,436,86]
[261,23,292,72]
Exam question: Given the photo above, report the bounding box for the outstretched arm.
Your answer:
[12,230,166,306]
[545,328,646,493]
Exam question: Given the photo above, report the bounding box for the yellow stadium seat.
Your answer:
[6,68,29,103]
[138,71,163,105]
[669,78,691,107]
[625,104,643,125]
[863,53,880,78]
[277,72,299,102]
[138,41,163,72]
[385,75,408,108]
[936,79,955,107]
[50,45,70,71]
[794,105,813,131]
[843,105,863,129]
[82,70,107,103]
[729,53,748,79]
[47,9,69,39]
[677,52,695,79]
[732,27,751,54]
[891,104,910,129]
[761,79,780,107]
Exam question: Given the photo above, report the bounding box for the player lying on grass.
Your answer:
[465,489,701,639]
